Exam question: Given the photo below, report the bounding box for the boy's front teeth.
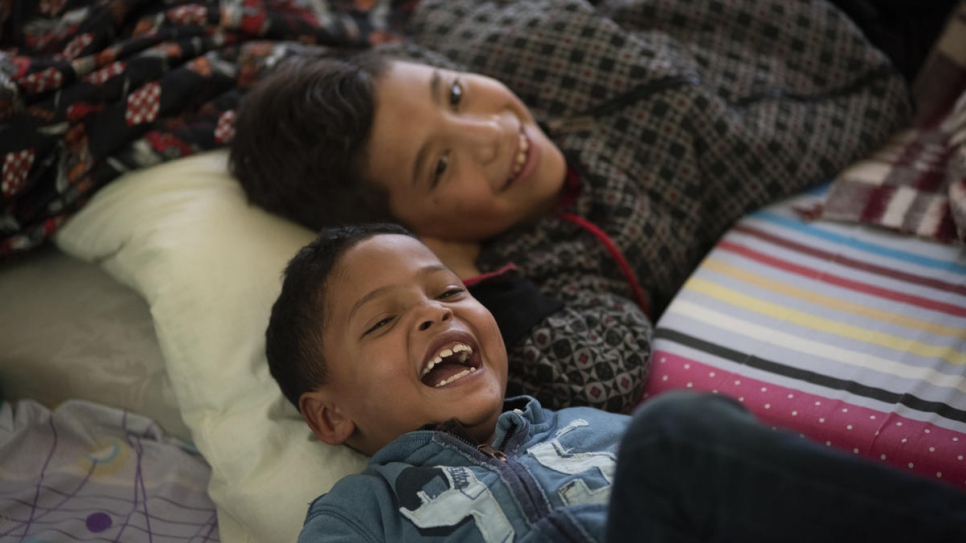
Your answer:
[421,343,474,378]
[434,367,477,387]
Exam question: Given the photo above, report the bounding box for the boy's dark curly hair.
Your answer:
[229,52,394,230]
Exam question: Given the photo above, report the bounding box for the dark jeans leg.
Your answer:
[606,390,966,543]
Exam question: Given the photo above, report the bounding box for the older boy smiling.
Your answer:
[364,62,567,244]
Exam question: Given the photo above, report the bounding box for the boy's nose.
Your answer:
[417,303,453,331]
[453,114,503,164]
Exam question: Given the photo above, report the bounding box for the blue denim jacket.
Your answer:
[298,396,630,543]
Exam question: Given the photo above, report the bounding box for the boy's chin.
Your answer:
[460,418,499,446]
[456,402,504,441]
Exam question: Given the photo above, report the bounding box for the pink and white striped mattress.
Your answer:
[643,186,966,489]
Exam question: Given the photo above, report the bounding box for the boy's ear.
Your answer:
[299,391,355,446]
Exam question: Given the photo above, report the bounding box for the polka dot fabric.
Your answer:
[643,187,966,489]
[646,352,966,486]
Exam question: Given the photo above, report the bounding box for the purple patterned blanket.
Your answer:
[0,399,219,542]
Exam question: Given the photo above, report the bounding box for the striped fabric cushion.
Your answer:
[644,186,966,489]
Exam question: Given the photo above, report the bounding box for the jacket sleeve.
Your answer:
[469,266,653,414]
[299,514,379,543]
[299,496,383,543]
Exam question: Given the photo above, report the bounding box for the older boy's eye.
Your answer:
[449,79,463,109]
[431,154,449,188]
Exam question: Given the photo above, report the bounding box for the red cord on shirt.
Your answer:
[558,212,651,318]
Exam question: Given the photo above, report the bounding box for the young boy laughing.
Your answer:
[267,223,966,543]
[279,224,509,455]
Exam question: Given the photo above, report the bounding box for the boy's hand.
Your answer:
[420,236,482,280]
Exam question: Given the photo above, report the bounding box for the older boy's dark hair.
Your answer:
[267,222,415,410]
[229,52,394,230]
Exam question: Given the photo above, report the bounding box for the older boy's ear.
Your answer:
[299,391,355,446]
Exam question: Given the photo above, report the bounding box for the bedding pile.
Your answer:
[0,1,949,542]
[1,0,914,269]
[821,1,966,244]
[0,0,415,261]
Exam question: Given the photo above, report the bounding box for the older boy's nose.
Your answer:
[454,115,502,163]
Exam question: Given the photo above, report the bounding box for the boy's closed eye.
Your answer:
[438,287,467,299]
[359,285,467,338]
[363,316,395,337]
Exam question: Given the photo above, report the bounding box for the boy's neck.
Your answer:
[431,418,497,447]
[554,166,583,211]
[425,397,533,446]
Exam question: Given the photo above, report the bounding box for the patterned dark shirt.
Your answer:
[403,0,911,411]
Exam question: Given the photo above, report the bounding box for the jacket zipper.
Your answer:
[441,421,553,525]
[477,443,507,461]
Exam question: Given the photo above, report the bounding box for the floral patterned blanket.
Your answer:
[0,0,415,262]
[5,0,959,261]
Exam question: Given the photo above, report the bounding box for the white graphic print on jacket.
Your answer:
[398,419,616,542]
[528,419,615,505]
[399,466,514,542]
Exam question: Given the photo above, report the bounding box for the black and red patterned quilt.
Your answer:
[0,0,417,261]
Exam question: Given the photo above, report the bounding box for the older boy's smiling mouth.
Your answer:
[420,340,481,387]
[502,127,532,191]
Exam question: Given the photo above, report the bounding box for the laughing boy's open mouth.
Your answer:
[420,342,481,387]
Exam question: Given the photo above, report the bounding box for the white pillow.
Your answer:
[55,150,368,543]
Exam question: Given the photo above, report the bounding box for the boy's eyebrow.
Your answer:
[412,70,443,187]
[347,263,450,323]
[349,285,394,323]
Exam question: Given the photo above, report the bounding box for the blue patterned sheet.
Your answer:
[0,399,219,542]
